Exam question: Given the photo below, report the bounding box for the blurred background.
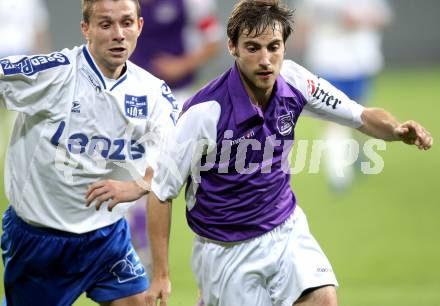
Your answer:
[13,0,440,76]
[1,0,439,305]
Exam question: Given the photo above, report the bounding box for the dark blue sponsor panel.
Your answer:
[0,52,70,76]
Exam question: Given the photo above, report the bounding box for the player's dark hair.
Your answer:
[227,0,294,46]
[82,0,141,24]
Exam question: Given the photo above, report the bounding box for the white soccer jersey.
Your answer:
[0,45,178,233]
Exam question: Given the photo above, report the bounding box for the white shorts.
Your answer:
[191,206,338,306]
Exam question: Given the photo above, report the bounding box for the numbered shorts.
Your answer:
[1,206,148,306]
[192,206,338,306]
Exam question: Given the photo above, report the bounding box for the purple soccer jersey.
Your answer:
[182,64,308,241]
[130,0,192,89]
[151,60,365,242]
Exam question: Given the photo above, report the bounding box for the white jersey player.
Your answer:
[1,45,176,233]
[0,0,177,305]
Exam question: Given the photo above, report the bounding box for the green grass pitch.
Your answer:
[1,67,439,305]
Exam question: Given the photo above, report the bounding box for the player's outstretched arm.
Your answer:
[146,191,172,306]
[85,167,153,211]
[358,107,433,150]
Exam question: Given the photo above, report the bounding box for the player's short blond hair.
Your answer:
[82,0,141,24]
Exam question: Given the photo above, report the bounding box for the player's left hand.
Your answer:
[146,276,171,306]
[394,120,433,150]
[85,179,150,211]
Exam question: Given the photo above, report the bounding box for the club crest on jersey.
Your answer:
[277,111,295,136]
[125,95,147,119]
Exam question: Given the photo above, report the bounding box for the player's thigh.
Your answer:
[1,207,85,305]
[99,291,146,306]
[294,285,337,306]
[268,207,338,305]
[85,223,148,303]
[192,236,273,306]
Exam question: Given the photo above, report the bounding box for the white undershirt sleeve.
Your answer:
[281,59,365,128]
[151,100,221,201]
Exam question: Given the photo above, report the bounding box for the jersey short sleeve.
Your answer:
[151,100,221,202]
[281,60,365,128]
[142,81,180,176]
[0,50,72,116]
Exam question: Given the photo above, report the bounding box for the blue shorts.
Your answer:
[1,206,148,305]
[325,76,372,104]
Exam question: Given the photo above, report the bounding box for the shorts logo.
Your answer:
[125,95,147,119]
[71,101,80,113]
[0,53,70,76]
[277,111,295,136]
[317,267,333,273]
[110,248,146,283]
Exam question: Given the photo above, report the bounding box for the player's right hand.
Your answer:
[85,179,150,211]
[146,276,171,306]
[394,120,433,150]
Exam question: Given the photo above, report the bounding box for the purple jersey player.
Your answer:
[88,1,433,305]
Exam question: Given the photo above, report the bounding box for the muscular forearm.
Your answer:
[148,192,172,279]
[358,107,433,150]
[358,107,401,141]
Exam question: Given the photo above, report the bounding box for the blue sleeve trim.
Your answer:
[161,82,179,125]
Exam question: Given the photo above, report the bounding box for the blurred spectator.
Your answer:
[128,0,223,272]
[0,0,51,163]
[294,0,393,191]
[131,0,223,105]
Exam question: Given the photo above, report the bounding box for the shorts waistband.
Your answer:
[195,207,300,246]
[5,206,122,238]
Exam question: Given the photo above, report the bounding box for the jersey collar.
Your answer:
[228,63,261,126]
[82,45,128,92]
[228,63,296,126]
